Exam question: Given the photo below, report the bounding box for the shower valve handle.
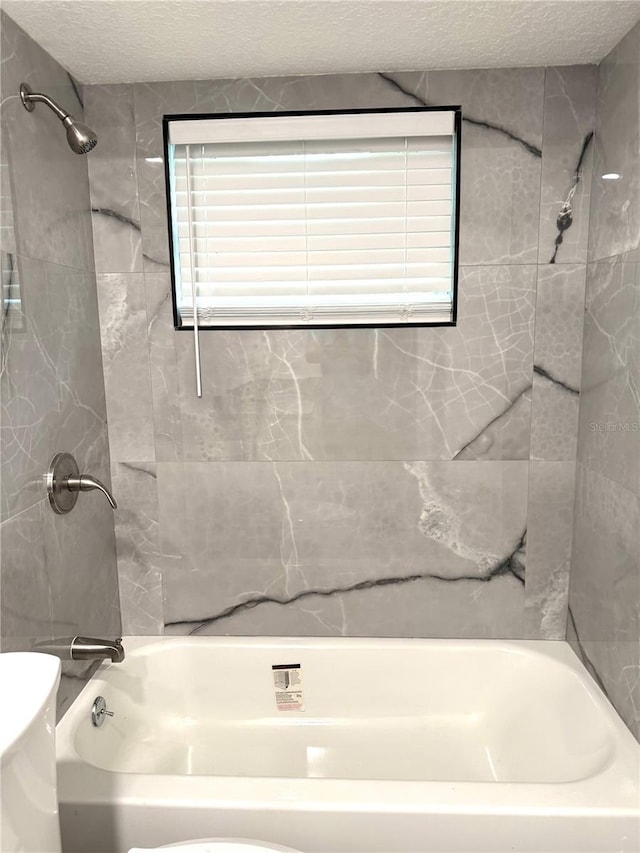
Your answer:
[46,452,117,514]
[66,474,118,509]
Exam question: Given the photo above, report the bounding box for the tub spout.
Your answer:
[70,636,125,663]
[33,636,125,663]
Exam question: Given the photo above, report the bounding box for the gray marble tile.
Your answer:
[442,266,535,460]
[569,21,640,741]
[134,81,197,273]
[0,104,16,256]
[146,266,535,462]
[193,74,423,115]
[160,460,527,638]
[96,273,155,462]
[44,467,120,637]
[165,575,525,639]
[0,12,120,714]
[144,272,182,462]
[589,21,640,263]
[539,66,596,265]
[0,489,118,717]
[1,256,110,522]
[424,68,545,266]
[530,264,586,461]
[0,498,52,651]
[84,60,636,652]
[0,12,95,272]
[41,480,120,717]
[398,67,543,143]
[110,462,163,635]
[569,464,640,739]
[524,462,576,639]
[85,84,143,274]
[1,282,59,518]
[577,253,640,495]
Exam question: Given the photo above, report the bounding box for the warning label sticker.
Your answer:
[272,663,304,711]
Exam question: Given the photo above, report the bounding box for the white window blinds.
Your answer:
[166,109,459,328]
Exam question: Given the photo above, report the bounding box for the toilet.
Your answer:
[128,841,302,852]
[0,653,63,853]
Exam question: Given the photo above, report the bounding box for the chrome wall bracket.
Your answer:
[19,82,36,112]
[46,452,79,514]
[46,452,117,514]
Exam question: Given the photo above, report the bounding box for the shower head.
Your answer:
[61,115,98,154]
[19,83,97,155]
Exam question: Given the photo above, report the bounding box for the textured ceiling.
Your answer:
[3,0,640,84]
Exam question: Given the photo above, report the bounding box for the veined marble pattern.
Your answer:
[85,85,143,274]
[144,266,534,463]
[110,462,163,635]
[589,21,640,263]
[530,264,586,461]
[161,461,527,638]
[0,101,15,256]
[164,576,525,639]
[1,256,110,521]
[96,272,155,462]
[0,12,120,718]
[0,499,53,651]
[81,63,597,640]
[42,468,120,645]
[423,68,544,265]
[569,464,639,739]
[539,66,596,265]
[524,462,576,639]
[570,19,640,742]
[577,252,639,495]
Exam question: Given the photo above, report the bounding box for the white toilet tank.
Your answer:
[0,652,62,853]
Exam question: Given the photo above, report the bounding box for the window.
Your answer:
[164,107,460,329]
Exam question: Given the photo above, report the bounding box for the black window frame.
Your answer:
[163,105,462,331]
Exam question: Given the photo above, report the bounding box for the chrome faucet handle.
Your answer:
[47,452,117,513]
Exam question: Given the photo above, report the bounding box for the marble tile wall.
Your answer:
[85,63,596,639]
[568,20,640,740]
[0,13,120,715]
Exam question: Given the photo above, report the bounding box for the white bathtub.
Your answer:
[55,637,640,853]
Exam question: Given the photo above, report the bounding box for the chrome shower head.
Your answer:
[62,115,98,154]
[20,82,98,155]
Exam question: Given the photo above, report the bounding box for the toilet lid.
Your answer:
[128,838,302,853]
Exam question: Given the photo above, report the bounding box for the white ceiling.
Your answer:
[3,0,640,85]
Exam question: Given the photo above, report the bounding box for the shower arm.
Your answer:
[20,85,69,121]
